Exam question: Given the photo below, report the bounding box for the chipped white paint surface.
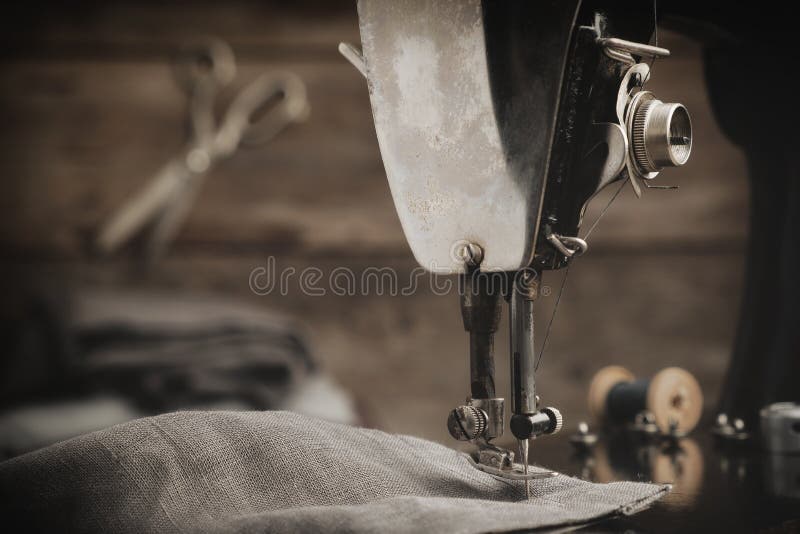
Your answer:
[358,0,536,273]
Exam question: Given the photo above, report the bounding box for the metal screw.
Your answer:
[447,405,488,441]
[459,243,484,267]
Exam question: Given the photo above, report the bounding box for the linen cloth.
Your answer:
[0,411,668,533]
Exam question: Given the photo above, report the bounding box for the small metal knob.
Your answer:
[447,405,488,441]
[630,92,692,173]
[570,421,598,449]
[546,407,564,434]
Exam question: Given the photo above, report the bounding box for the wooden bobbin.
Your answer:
[587,365,704,434]
[588,366,635,423]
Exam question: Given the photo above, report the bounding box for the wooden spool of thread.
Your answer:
[588,365,703,434]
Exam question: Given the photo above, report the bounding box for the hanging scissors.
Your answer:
[96,37,310,261]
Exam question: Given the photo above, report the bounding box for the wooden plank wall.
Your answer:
[0,1,751,442]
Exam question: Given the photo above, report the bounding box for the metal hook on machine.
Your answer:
[546,233,588,259]
[597,37,670,65]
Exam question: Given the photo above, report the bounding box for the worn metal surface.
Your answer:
[356,0,579,273]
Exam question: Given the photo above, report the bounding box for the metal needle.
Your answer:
[519,438,530,500]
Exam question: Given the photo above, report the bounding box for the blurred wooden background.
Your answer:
[0,1,749,443]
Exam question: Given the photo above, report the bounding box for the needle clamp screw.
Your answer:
[447,405,488,441]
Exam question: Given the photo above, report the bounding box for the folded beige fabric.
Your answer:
[0,411,668,533]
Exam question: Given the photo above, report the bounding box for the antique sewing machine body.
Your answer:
[342,0,692,480]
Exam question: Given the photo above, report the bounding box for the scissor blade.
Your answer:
[95,158,190,255]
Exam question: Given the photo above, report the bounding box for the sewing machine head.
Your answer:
[343,0,692,481]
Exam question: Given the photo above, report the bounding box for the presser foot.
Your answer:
[462,446,557,481]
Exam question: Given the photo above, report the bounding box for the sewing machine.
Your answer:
[341,0,692,482]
